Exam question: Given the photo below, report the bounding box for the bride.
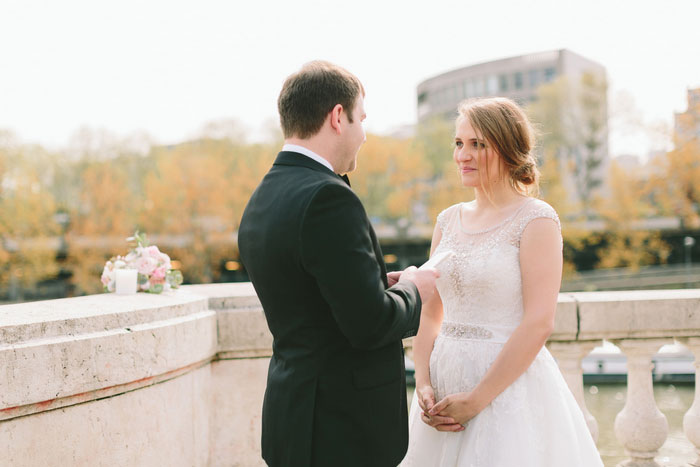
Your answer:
[400,97,603,466]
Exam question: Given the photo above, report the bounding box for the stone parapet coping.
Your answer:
[2,284,700,423]
[570,289,700,340]
[0,290,216,420]
[183,283,271,359]
[0,290,209,345]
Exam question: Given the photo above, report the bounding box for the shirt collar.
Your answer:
[282,143,335,173]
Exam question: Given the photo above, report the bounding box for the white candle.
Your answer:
[115,269,138,295]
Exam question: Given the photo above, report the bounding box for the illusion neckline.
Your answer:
[458,197,535,235]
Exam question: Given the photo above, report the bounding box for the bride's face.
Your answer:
[453,117,504,188]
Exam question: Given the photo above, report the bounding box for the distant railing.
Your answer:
[561,264,700,292]
[1,285,700,466]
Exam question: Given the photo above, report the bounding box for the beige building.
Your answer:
[674,87,700,144]
[417,49,606,122]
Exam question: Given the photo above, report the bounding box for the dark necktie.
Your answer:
[338,174,351,187]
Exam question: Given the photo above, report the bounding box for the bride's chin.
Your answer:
[459,177,478,188]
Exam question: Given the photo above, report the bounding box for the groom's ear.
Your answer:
[329,104,344,134]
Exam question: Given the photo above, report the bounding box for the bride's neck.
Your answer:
[473,183,525,211]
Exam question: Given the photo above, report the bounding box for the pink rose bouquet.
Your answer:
[101,231,183,294]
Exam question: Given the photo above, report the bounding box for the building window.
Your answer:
[418,92,428,105]
[499,74,508,92]
[450,84,460,103]
[528,69,539,88]
[514,72,523,90]
[474,77,484,96]
[487,76,498,95]
[465,79,474,98]
[544,67,556,82]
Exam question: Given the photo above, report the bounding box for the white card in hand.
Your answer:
[419,250,454,270]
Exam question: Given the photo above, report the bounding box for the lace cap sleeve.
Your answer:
[513,200,561,248]
[436,204,460,235]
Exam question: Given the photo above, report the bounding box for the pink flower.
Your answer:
[151,266,167,283]
[145,245,161,259]
[159,252,171,267]
[134,256,158,275]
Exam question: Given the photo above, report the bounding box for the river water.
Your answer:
[407,383,695,466]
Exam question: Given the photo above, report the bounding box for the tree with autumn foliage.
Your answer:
[596,160,670,270]
[140,138,276,284]
[0,132,60,300]
[352,134,429,226]
[647,139,700,229]
[66,159,140,294]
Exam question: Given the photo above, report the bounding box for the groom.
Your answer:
[238,61,438,467]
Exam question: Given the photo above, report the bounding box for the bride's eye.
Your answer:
[471,141,486,149]
[455,141,463,148]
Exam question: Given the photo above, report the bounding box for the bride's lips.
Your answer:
[460,167,477,173]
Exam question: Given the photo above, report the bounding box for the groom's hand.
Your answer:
[399,266,439,303]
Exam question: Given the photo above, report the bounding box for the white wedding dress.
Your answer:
[400,198,603,467]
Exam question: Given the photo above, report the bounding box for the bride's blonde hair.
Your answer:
[457,97,539,197]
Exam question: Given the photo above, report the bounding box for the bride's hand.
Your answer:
[429,391,485,425]
[416,383,436,413]
[416,384,464,432]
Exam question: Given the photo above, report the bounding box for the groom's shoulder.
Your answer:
[306,177,360,207]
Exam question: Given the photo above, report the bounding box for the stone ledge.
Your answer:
[551,293,578,341]
[183,283,261,310]
[183,283,272,357]
[574,289,700,340]
[0,289,209,345]
[0,291,217,418]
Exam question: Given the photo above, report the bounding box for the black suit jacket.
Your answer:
[238,151,422,467]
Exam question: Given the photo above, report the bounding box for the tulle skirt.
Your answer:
[400,335,603,467]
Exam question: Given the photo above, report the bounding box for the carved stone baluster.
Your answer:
[679,337,700,467]
[613,338,670,467]
[548,340,600,442]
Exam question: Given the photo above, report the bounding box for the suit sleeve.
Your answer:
[300,183,422,350]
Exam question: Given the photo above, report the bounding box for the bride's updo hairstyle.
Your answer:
[457,97,540,196]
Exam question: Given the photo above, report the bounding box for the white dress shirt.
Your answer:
[282,144,335,173]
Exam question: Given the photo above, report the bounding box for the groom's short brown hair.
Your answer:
[278,61,365,139]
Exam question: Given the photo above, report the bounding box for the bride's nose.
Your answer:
[456,148,473,162]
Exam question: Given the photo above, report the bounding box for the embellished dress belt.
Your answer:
[439,321,517,344]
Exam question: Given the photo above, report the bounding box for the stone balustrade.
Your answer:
[1,285,700,466]
[544,290,700,467]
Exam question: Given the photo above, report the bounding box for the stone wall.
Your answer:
[1,284,699,466]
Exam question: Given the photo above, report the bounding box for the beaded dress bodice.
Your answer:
[433,198,560,331]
